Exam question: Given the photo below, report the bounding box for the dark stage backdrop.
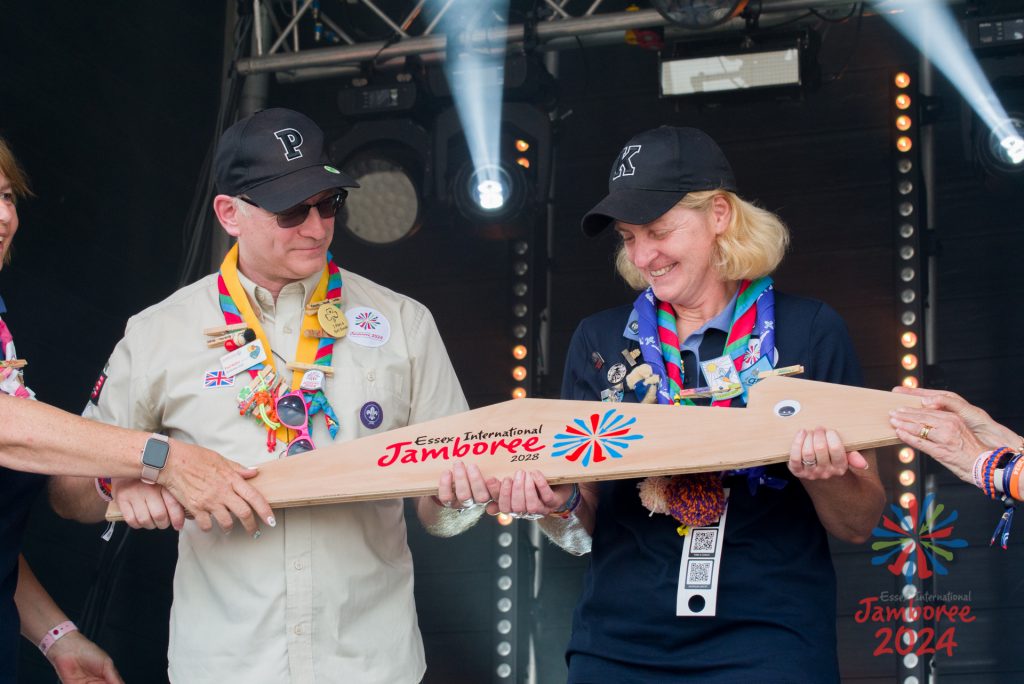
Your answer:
[3,4,1023,683]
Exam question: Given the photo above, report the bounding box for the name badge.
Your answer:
[220,340,267,377]
[677,489,729,617]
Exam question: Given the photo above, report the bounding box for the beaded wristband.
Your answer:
[94,477,113,503]
[549,484,581,519]
[973,451,991,490]
[38,621,77,655]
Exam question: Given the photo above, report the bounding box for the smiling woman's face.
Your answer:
[0,171,18,271]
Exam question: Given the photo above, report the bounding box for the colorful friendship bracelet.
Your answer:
[549,483,582,519]
[94,477,113,503]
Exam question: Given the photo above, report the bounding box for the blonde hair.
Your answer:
[615,189,789,290]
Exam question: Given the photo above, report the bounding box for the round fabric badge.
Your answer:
[360,401,383,429]
[346,307,391,348]
[606,362,628,385]
[629,320,639,334]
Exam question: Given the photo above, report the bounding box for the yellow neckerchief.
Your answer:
[218,243,330,440]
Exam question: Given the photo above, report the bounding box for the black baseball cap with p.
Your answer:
[214,107,359,213]
[580,126,737,236]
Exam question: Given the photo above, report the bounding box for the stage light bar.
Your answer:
[661,47,801,96]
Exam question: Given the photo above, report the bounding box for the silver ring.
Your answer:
[509,512,544,520]
[801,458,817,467]
[460,498,476,508]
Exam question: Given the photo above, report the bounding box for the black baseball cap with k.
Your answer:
[580,126,737,236]
[214,107,359,213]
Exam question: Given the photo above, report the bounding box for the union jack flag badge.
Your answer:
[204,369,234,388]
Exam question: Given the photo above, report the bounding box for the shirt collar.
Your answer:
[623,287,739,342]
[235,267,325,313]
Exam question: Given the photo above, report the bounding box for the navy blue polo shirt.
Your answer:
[0,295,46,682]
[561,291,861,683]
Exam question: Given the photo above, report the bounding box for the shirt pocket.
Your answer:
[329,366,411,439]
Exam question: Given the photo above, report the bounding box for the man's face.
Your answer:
[234,189,337,291]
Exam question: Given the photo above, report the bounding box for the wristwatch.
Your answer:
[140,433,170,485]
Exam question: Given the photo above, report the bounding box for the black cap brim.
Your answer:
[245,164,360,213]
[580,188,685,236]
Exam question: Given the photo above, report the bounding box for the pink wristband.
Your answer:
[38,620,77,655]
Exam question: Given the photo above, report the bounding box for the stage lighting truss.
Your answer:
[659,31,817,99]
[234,0,862,83]
[330,119,432,246]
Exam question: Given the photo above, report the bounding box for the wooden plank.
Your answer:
[107,376,920,519]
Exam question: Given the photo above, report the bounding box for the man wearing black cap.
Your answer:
[51,108,477,683]
[488,126,884,682]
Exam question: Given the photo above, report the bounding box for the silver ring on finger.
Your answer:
[801,458,817,467]
[460,498,476,508]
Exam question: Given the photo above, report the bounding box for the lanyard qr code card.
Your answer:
[677,488,729,617]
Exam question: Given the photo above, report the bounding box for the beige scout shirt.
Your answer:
[83,266,468,684]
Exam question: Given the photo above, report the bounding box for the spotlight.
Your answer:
[976,114,1024,175]
[330,120,431,245]
[900,492,917,509]
[901,331,918,348]
[453,161,528,224]
[511,387,527,400]
[516,157,530,169]
[512,345,527,360]
[896,94,912,110]
[902,376,919,388]
[896,115,912,131]
[901,354,918,371]
[895,72,911,88]
[897,136,913,152]
[515,139,530,152]
[512,366,527,381]
[899,447,915,464]
[899,470,916,486]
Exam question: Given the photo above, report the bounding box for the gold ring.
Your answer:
[919,424,933,440]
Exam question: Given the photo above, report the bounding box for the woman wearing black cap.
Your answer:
[488,126,885,682]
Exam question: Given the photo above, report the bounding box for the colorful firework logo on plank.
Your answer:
[870,492,967,580]
[551,409,644,467]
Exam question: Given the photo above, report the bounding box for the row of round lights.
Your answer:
[511,237,530,400]
[494,529,516,678]
[894,71,925,684]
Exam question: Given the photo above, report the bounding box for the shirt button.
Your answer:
[293,624,303,636]
[293,559,303,570]
[283,326,293,334]
[366,371,375,382]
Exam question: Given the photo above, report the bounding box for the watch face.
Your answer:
[142,437,170,468]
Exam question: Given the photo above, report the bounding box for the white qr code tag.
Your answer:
[676,489,729,617]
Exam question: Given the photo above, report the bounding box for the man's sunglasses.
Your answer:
[240,190,347,229]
